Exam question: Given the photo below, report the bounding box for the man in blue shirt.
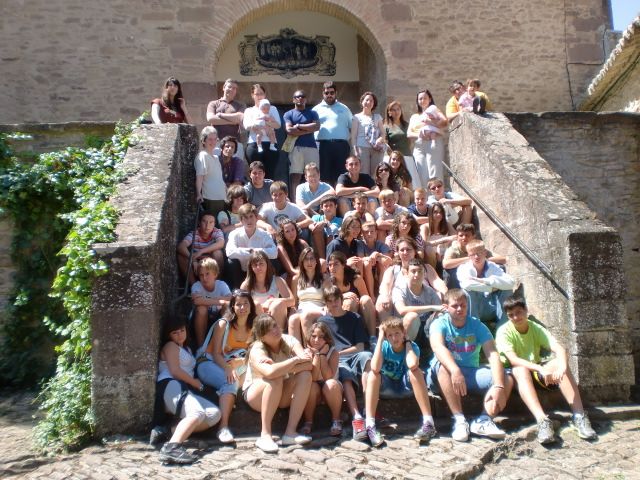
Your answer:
[313,81,353,186]
[428,289,514,442]
[284,90,320,193]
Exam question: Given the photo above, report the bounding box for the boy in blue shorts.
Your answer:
[497,297,596,444]
[364,317,436,447]
[428,289,513,442]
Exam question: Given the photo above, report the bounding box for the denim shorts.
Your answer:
[426,361,494,395]
[338,350,373,386]
[379,371,414,399]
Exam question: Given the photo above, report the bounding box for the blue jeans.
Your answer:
[379,371,414,399]
[196,359,239,396]
[466,289,512,330]
[426,362,495,395]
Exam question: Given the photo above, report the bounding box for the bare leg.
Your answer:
[268,301,288,331]
[280,371,312,436]
[359,295,377,336]
[303,382,321,424]
[288,313,303,343]
[484,372,514,417]
[409,369,433,416]
[310,224,326,260]
[365,370,381,419]
[212,250,225,276]
[459,205,473,225]
[437,366,463,415]
[512,366,546,421]
[323,379,344,421]
[245,377,284,438]
[403,312,421,341]
[217,393,236,429]
[343,380,361,417]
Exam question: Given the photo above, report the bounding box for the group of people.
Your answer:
[151,77,597,465]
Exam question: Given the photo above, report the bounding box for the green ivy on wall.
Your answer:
[0,119,138,452]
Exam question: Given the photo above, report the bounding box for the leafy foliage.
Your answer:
[0,120,137,452]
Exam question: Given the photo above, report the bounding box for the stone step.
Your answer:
[224,389,566,435]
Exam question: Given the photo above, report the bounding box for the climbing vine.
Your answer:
[0,119,138,452]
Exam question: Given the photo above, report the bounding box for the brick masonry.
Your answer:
[448,112,635,401]
[0,0,612,125]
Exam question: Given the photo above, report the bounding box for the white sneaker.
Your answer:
[256,436,278,453]
[451,419,470,442]
[217,427,235,444]
[470,416,506,439]
[269,144,278,151]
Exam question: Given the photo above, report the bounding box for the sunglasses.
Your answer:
[294,94,306,98]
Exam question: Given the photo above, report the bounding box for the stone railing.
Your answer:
[448,112,635,401]
[91,123,198,435]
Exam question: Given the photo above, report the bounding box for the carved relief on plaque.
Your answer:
[239,28,336,78]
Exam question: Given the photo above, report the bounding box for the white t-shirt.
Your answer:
[191,280,231,313]
[194,150,226,201]
[259,202,305,230]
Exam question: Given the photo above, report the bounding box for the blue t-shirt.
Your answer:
[429,313,493,368]
[191,280,231,313]
[361,240,390,256]
[313,101,352,141]
[296,182,332,209]
[381,340,420,380]
[318,311,368,356]
[312,214,342,237]
[284,108,319,148]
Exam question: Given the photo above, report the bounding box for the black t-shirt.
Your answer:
[318,311,367,355]
[325,237,366,259]
[337,172,375,189]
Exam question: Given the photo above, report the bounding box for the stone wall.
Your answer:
[0,0,611,124]
[448,113,634,401]
[506,111,640,385]
[0,123,115,155]
[91,124,197,436]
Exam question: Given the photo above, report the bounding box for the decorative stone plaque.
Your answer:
[239,28,336,78]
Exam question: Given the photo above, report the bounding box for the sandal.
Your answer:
[301,421,313,435]
[330,420,343,437]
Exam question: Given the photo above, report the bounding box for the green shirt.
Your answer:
[495,320,552,367]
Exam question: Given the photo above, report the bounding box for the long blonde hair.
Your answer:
[248,313,291,360]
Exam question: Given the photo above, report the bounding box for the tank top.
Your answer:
[223,324,250,354]
[251,277,279,305]
[157,344,195,381]
[297,284,325,311]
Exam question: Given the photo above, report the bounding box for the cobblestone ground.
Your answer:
[2,389,640,479]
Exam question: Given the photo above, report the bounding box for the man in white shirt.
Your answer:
[457,239,514,330]
[225,204,277,288]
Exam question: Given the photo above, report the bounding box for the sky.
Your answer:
[610,0,639,30]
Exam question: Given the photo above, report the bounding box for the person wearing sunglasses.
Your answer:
[313,81,353,186]
[284,90,320,193]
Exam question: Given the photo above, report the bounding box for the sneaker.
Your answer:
[217,427,235,444]
[330,420,343,437]
[352,418,367,441]
[470,416,506,440]
[255,436,278,453]
[451,419,470,442]
[269,144,278,151]
[573,414,597,440]
[537,417,556,444]
[366,425,385,447]
[149,425,168,445]
[257,145,264,153]
[159,442,197,464]
[414,422,437,442]
[280,433,312,446]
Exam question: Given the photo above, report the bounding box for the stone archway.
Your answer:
[187,0,388,122]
